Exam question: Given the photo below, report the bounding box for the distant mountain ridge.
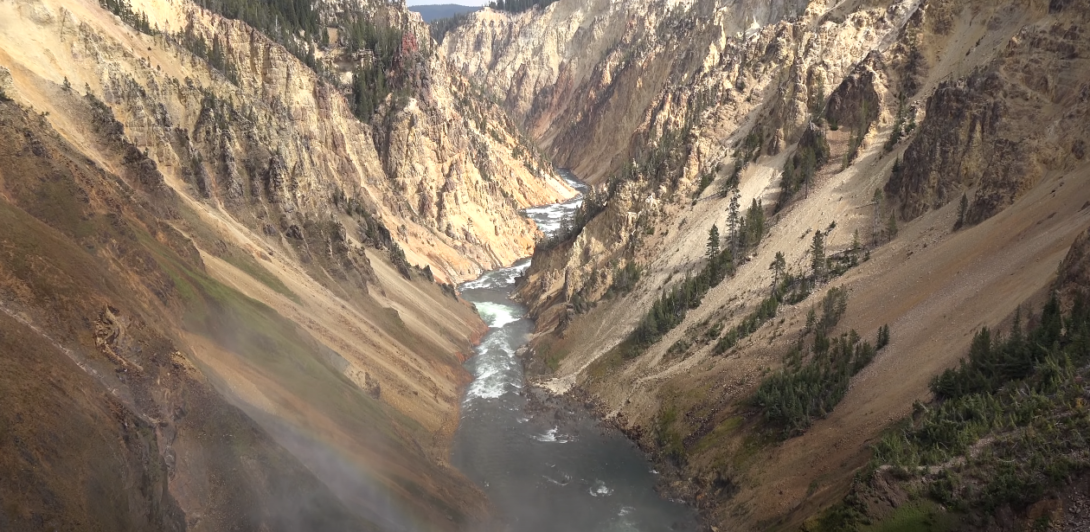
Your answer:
[410,4,482,21]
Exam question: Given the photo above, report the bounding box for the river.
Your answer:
[452,172,697,532]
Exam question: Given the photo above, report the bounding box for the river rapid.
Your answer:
[453,172,697,532]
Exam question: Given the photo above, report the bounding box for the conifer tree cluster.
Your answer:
[429,12,473,44]
[177,26,241,84]
[711,291,782,355]
[99,0,158,35]
[629,246,735,351]
[488,0,559,14]
[343,19,407,121]
[534,187,609,253]
[628,196,769,354]
[607,88,715,196]
[605,262,641,297]
[195,0,319,43]
[756,329,879,437]
[876,323,890,349]
[842,100,871,168]
[883,93,915,152]
[175,0,416,123]
[184,0,325,76]
[754,288,886,437]
[872,296,1090,514]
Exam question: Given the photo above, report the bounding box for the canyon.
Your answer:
[1,0,1090,530]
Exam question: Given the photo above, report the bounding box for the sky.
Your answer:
[406,0,490,5]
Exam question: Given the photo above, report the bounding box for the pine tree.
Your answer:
[770,251,786,295]
[802,147,817,198]
[728,187,741,257]
[885,94,907,152]
[887,212,899,240]
[746,198,765,247]
[811,230,826,280]
[707,224,720,259]
[877,324,890,349]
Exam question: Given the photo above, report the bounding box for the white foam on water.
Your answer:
[464,371,522,400]
[543,473,571,486]
[604,506,641,532]
[474,301,522,328]
[589,480,613,497]
[524,206,563,217]
[533,426,571,443]
[534,427,559,442]
[525,194,585,238]
[464,333,522,400]
[465,365,505,399]
[459,277,492,291]
[475,333,503,352]
[461,261,530,291]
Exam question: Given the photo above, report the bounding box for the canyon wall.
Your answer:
[0,0,576,528]
[450,0,1090,528]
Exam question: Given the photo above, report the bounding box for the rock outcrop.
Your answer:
[888,12,1090,223]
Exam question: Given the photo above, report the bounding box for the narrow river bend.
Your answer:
[453,172,697,532]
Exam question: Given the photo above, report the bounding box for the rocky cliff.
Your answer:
[0,0,577,529]
[444,0,815,182]
[450,0,1090,529]
[3,0,573,285]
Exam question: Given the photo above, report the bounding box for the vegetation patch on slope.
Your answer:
[818,294,1090,531]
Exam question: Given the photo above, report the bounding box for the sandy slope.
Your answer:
[0,0,538,527]
[539,113,1090,528]
[514,0,1090,525]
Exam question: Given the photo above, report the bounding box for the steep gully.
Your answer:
[453,172,697,531]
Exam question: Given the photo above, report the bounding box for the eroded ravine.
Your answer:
[453,172,697,531]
